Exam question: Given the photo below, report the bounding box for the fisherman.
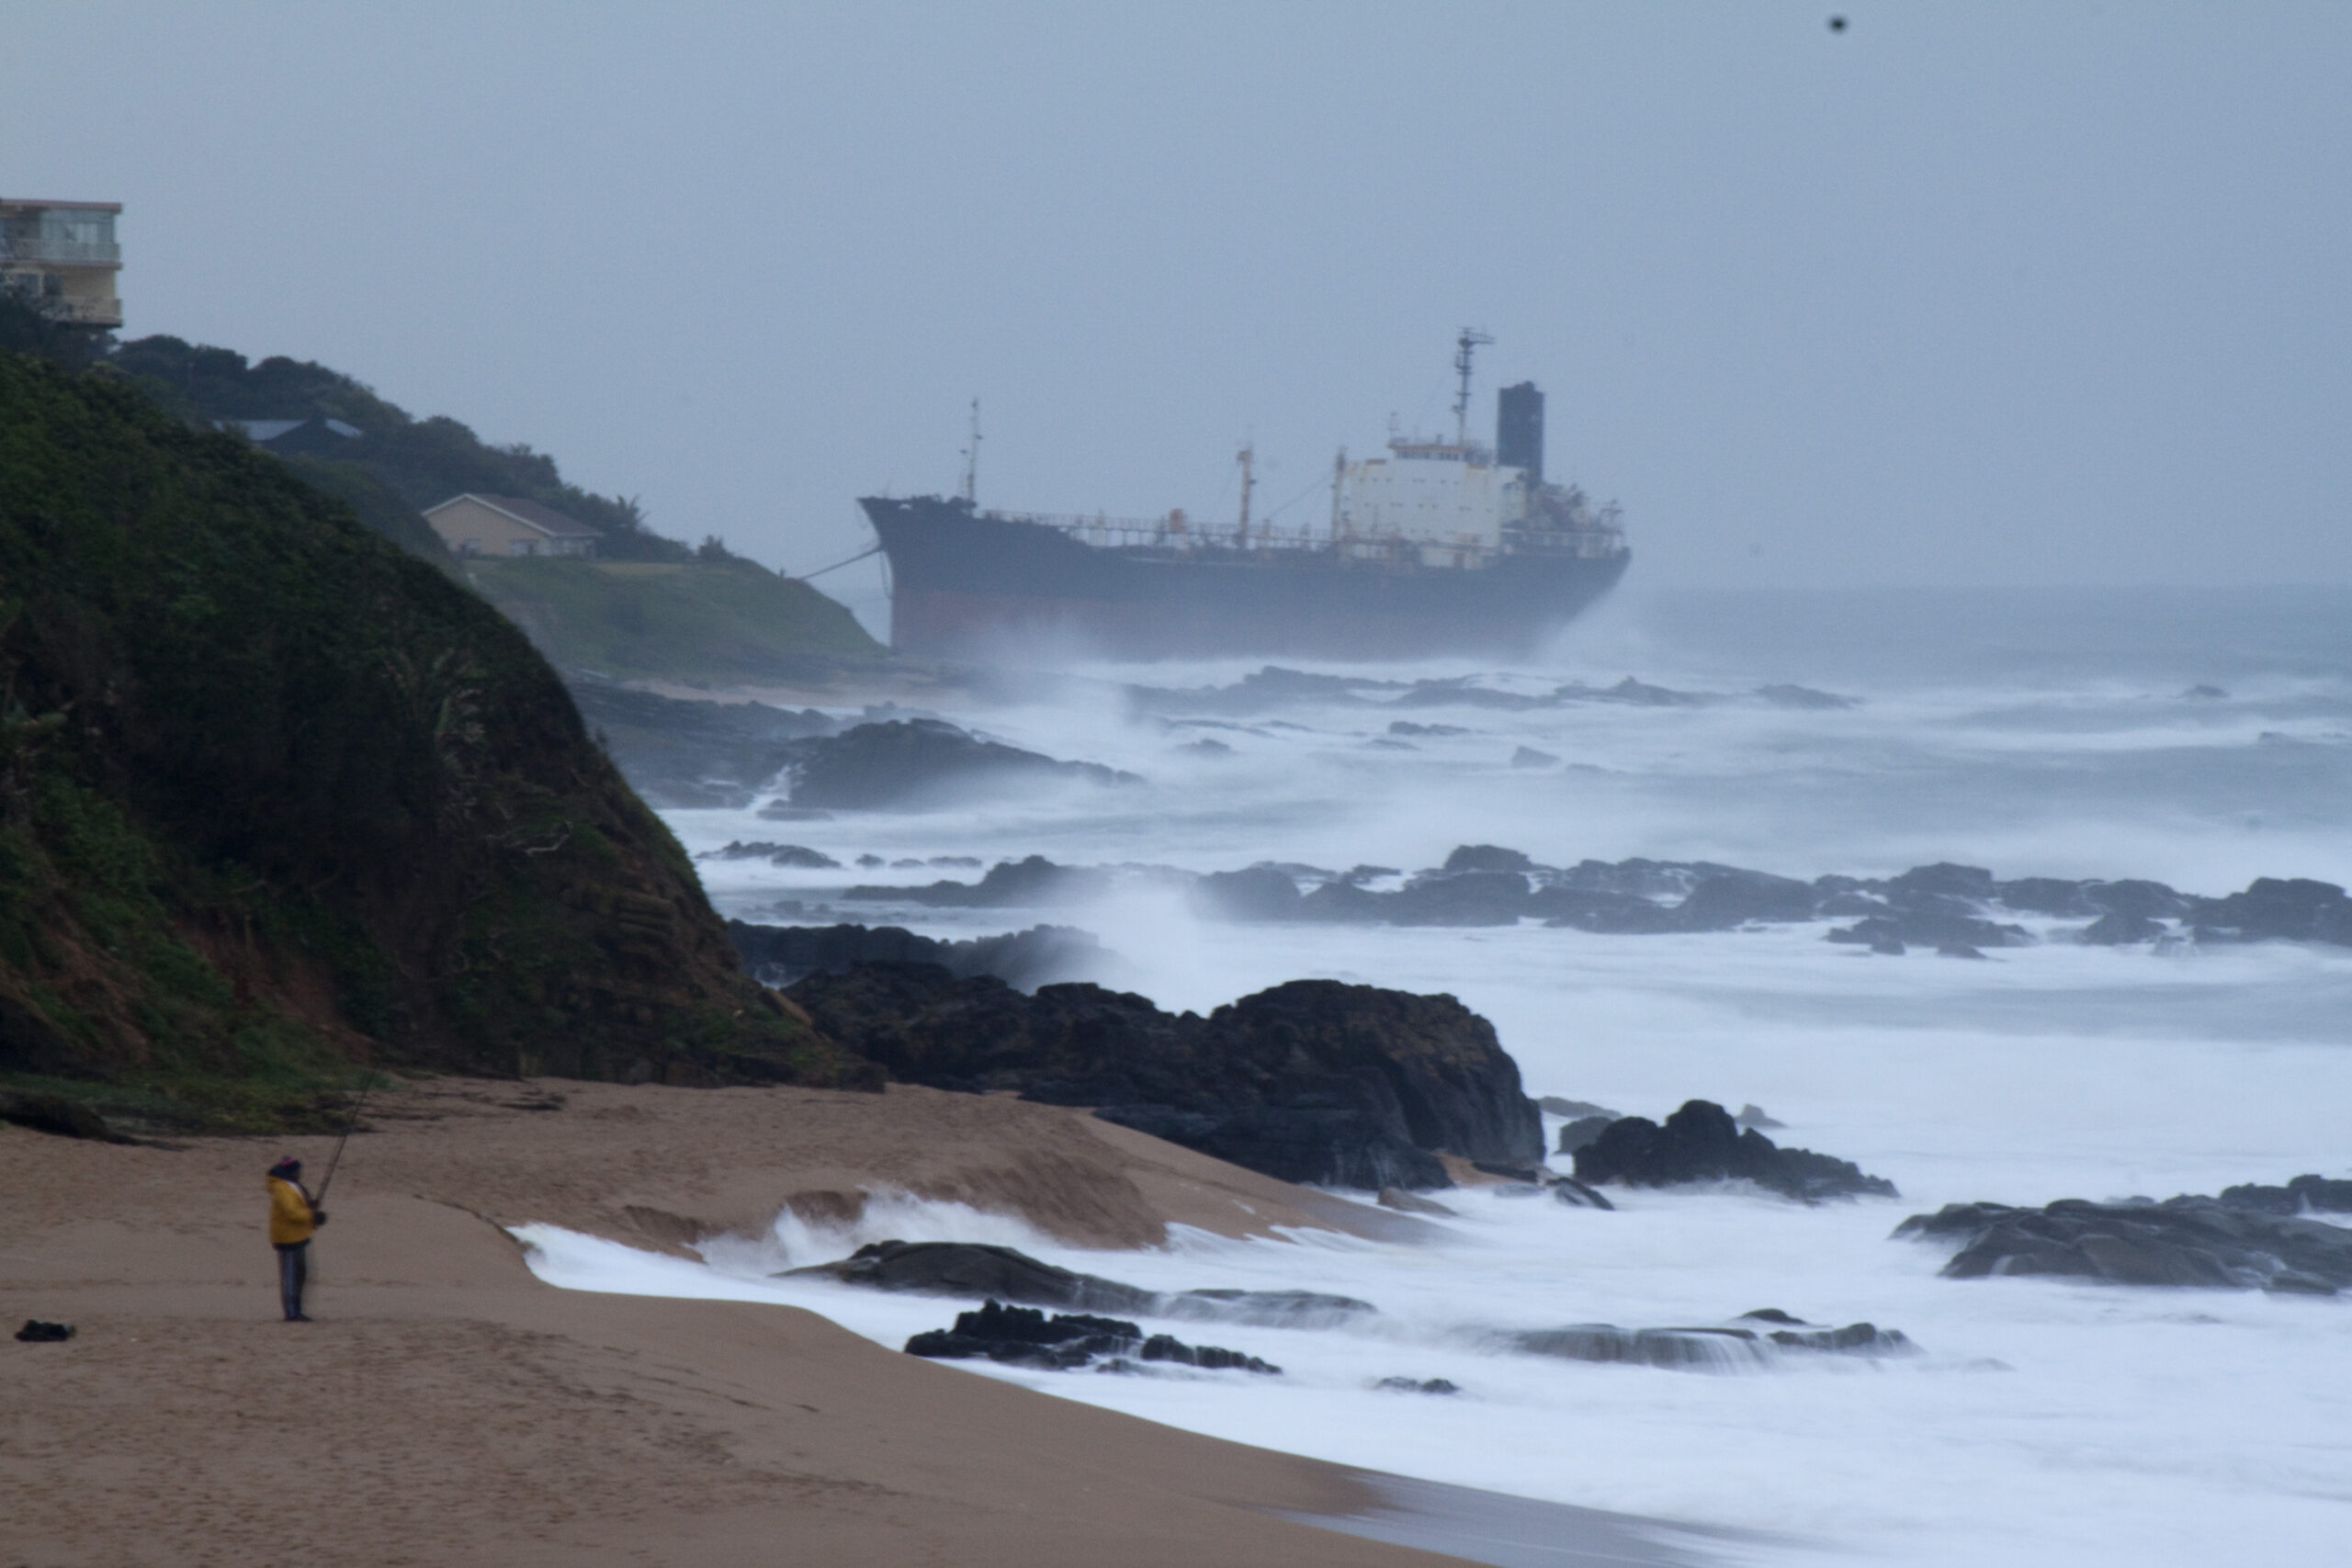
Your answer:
[266,1156,325,1322]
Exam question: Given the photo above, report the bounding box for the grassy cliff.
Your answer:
[469,557,882,682]
[0,352,876,1131]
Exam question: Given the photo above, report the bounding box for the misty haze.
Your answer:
[5,6,2349,1568]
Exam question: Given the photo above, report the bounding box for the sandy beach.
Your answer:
[2,1077,1496,1567]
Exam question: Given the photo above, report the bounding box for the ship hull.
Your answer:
[863,497,1630,661]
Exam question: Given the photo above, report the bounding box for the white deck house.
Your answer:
[424,493,602,558]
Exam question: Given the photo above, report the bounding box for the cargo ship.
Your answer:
[860,333,1630,661]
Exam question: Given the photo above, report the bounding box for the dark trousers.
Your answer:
[275,1241,310,1320]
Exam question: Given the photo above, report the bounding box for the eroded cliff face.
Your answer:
[0,355,871,1126]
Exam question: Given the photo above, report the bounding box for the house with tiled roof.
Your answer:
[423,493,602,558]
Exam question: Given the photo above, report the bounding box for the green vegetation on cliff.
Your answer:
[469,556,882,682]
[0,351,876,1131]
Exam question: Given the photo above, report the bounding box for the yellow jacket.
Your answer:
[267,1176,318,1247]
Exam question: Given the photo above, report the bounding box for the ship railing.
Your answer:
[1003,509,1626,566]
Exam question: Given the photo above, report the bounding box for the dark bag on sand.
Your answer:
[17,1319,76,1342]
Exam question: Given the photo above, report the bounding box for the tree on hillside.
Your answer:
[108,335,697,564]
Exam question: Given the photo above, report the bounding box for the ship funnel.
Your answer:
[1497,381,1544,485]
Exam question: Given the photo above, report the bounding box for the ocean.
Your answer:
[527,584,2352,1566]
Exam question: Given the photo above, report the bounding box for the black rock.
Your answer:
[783,719,1140,811]
[15,1320,75,1342]
[565,675,836,809]
[1517,1315,1912,1370]
[1555,1115,1615,1155]
[1826,912,2027,952]
[1894,1194,2352,1293]
[1994,877,2098,917]
[1386,871,1531,927]
[1733,1104,1785,1130]
[2080,910,2165,945]
[1537,1097,1622,1120]
[1550,1177,1615,1210]
[696,840,842,869]
[786,965,1542,1190]
[795,1241,1376,1327]
[844,854,1114,909]
[1374,1376,1462,1394]
[903,1300,1278,1374]
[786,1241,1157,1313]
[726,919,1113,992]
[1163,1289,1378,1327]
[1189,865,1306,921]
[2216,1175,2352,1217]
[2185,877,2352,947]
[1669,872,1819,931]
[1443,844,1538,874]
[1572,1100,1897,1201]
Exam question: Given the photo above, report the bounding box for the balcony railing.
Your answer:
[40,294,124,326]
[0,237,120,265]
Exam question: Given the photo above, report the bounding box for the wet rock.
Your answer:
[1669,872,1818,931]
[698,840,842,869]
[2185,878,2352,947]
[1537,1097,1623,1121]
[1550,1177,1615,1210]
[727,919,1114,992]
[789,1240,1156,1314]
[2080,910,2165,945]
[1518,1314,1913,1370]
[564,674,836,809]
[2217,1175,2352,1216]
[1189,865,1306,922]
[1162,1289,1378,1327]
[1995,877,2101,917]
[1555,1115,1615,1156]
[1894,1195,2352,1293]
[1386,871,1531,926]
[1826,912,2026,952]
[787,965,1542,1190]
[1573,1100,1897,1201]
[792,1240,1374,1325]
[1442,844,1539,874]
[1374,1376,1461,1394]
[1733,1104,1785,1130]
[14,1320,75,1343]
[904,1301,1279,1374]
[844,854,1114,909]
[782,718,1140,811]
[905,1302,1149,1371]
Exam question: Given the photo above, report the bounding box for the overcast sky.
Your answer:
[9,2,2349,627]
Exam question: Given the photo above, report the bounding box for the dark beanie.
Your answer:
[269,1157,302,1179]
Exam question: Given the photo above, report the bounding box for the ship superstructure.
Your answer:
[861,333,1630,660]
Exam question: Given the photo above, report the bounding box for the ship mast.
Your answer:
[959,399,982,505]
[1453,327,1493,447]
[1236,440,1255,547]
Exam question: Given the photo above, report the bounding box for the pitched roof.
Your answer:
[424,492,602,539]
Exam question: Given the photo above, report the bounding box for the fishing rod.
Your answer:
[314,1068,378,1206]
